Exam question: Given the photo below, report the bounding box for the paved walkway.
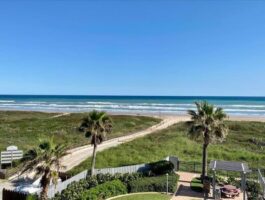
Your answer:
[172,172,204,200]
[172,172,244,200]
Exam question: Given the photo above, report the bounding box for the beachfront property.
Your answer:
[1,0,265,199]
[0,100,265,200]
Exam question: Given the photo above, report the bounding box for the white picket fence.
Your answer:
[43,156,178,198]
[94,156,179,175]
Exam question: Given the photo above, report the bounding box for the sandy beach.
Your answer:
[108,111,265,122]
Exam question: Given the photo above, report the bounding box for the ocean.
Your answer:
[0,95,265,116]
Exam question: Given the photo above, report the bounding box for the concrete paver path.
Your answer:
[173,172,204,200]
[173,172,244,200]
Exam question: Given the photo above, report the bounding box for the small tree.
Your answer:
[187,101,228,180]
[80,110,112,175]
[21,139,67,200]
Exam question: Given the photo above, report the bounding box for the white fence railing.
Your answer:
[47,170,88,198]
[258,169,265,199]
[37,156,178,198]
[94,163,150,175]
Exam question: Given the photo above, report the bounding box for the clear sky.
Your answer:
[0,0,265,96]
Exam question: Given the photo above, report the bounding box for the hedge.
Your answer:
[149,160,174,175]
[128,173,179,193]
[52,173,141,200]
[190,177,203,192]
[80,180,127,200]
[246,181,261,200]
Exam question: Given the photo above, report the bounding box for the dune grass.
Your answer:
[110,193,171,200]
[0,111,161,151]
[69,121,265,175]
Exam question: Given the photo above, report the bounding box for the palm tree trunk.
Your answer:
[91,143,97,175]
[40,184,49,200]
[40,175,50,200]
[202,143,208,180]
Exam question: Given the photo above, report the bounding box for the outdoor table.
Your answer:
[223,185,237,191]
[222,185,239,198]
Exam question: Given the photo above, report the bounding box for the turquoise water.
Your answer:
[0,95,265,116]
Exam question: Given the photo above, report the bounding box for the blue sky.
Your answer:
[0,1,265,96]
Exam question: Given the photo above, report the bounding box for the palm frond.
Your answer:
[187,101,228,144]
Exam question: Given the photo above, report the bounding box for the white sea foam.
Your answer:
[0,100,15,103]
[224,108,265,112]
[0,99,265,116]
[224,104,265,108]
[86,101,115,105]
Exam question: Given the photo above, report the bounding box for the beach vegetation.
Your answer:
[68,120,265,175]
[0,111,160,151]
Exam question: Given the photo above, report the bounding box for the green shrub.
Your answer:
[52,176,99,200]
[215,175,226,184]
[149,160,174,175]
[226,176,240,187]
[246,181,261,200]
[190,177,203,192]
[52,173,142,200]
[128,173,179,193]
[81,180,127,200]
[26,194,38,200]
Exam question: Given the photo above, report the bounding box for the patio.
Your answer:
[173,171,246,200]
[209,160,251,200]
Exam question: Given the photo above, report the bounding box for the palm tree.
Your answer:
[187,101,228,180]
[21,139,67,200]
[80,110,113,175]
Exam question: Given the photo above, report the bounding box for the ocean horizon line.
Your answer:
[1,94,265,98]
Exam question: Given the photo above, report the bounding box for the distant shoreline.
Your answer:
[1,95,265,116]
[1,109,265,122]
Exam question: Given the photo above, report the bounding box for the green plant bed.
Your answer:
[81,180,127,200]
[190,177,203,192]
[110,193,171,200]
[128,173,179,193]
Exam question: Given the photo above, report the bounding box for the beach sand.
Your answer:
[108,111,265,122]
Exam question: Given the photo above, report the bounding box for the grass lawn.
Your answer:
[69,121,265,174]
[110,193,171,200]
[0,111,161,151]
[190,177,203,192]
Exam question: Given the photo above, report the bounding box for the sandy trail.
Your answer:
[60,114,265,172]
[50,113,70,118]
[61,115,189,172]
